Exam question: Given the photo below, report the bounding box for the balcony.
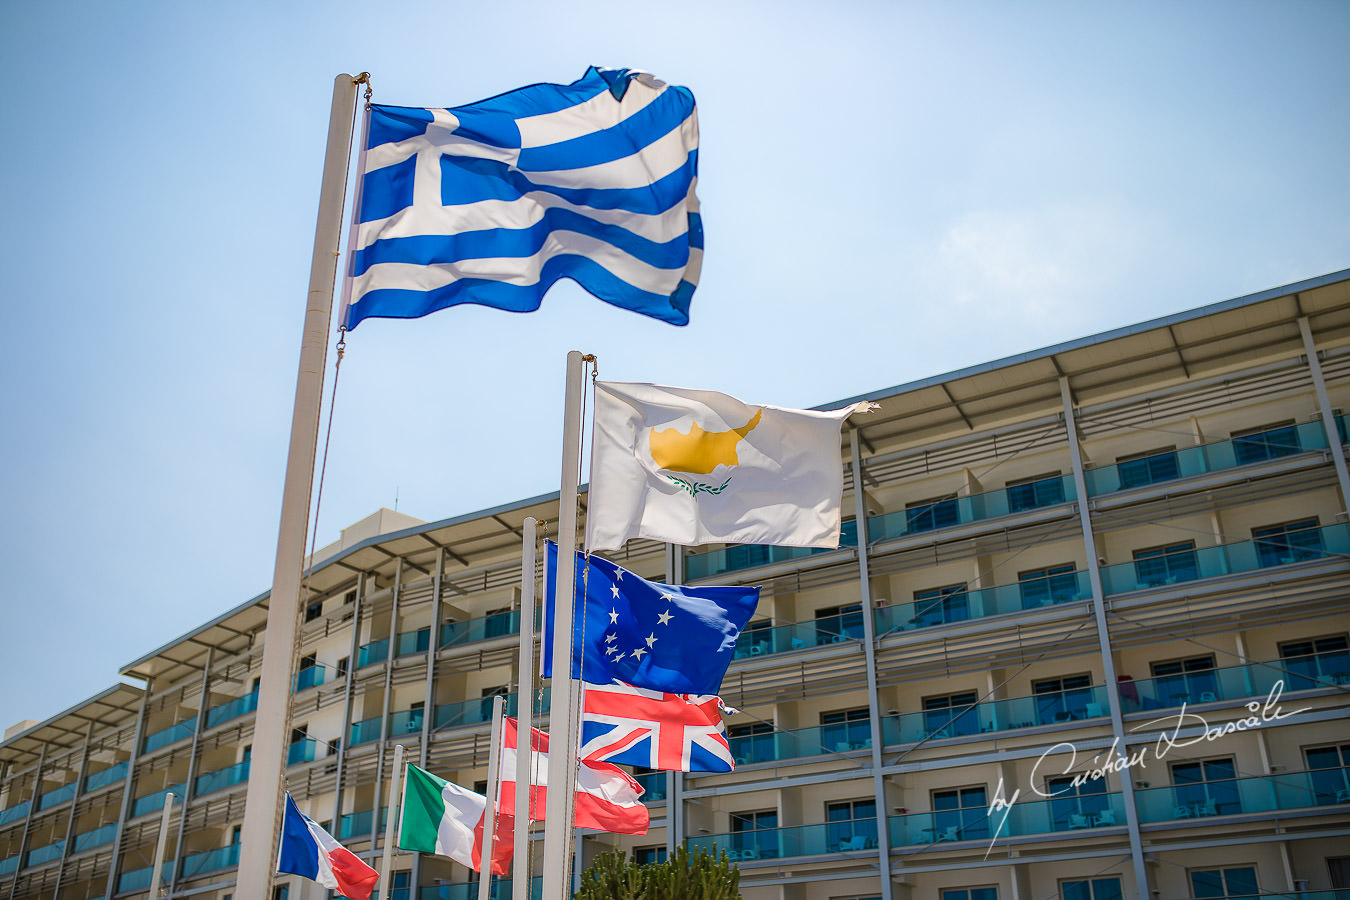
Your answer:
[889,792,1124,847]
[143,719,195,753]
[633,772,667,801]
[435,693,518,731]
[179,843,239,880]
[729,722,871,766]
[688,817,878,860]
[358,637,391,667]
[84,760,129,793]
[440,611,520,649]
[732,620,857,660]
[1134,767,1350,823]
[288,738,324,765]
[338,807,388,840]
[875,570,1090,637]
[389,708,427,737]
[25,838,64,867]
[1100,523,1350,594]
[131,783,184,817]
[1119,648,1350,714]
[884,684,1110,744]
[349,715,384,747]
[71,822,118,853]
[420,878,543,900]
[195,759,250,796]
[206,690,259,729]
[871,476,1076,543]
[294,665,325,692]
[687,521,858,581]
[1084,420,1333,496]
[398,627,432,656]
[38,781,77,810]
[0,799,28,827]
[118,860,174,893]
[0,856,16,876]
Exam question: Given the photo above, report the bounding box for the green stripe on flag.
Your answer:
[398,763,448,853]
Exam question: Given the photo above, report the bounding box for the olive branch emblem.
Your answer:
[667,475,732,497]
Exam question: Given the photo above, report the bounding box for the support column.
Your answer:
[1298,316,1350,509]
[7,744,47,900]
[104,690,151,899]
[332,573,367,831]
[665,543,685,860]
[51,722,95,899]
[849,427,893,900]
[372,559,405,850]
[1058,376,1150,900]
[412,549,445,894]
[169,646,215,895]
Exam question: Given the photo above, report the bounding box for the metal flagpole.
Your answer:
[514,517,538,900]
[480,696,507,900]
[541,351,587,900]
[379,744,406,898]
[235,72,363,899]
[148,792,175,898]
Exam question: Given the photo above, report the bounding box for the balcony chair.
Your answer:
[1199,691,1218,702]
[1069,814,1091,829]
[936,826,960,842]
[1094,809,1117,826]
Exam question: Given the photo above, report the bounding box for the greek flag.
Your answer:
[342,67,701,331]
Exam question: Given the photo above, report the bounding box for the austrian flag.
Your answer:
[579,682,734,773]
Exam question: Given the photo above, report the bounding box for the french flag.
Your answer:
[277,793,379,900]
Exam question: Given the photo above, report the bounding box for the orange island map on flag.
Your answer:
[587,382,875,551]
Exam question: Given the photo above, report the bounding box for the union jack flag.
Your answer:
[579,682,735,773]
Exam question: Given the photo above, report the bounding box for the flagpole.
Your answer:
[148,791,174,898]
[513,517,537,900]
[379,744,406,898]
[480,696,506,900]
[541,351,587,900]
[235,72,362,900]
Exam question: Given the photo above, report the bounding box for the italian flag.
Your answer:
[398,764,512,874]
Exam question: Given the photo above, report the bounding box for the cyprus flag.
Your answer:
[587,382,876,552]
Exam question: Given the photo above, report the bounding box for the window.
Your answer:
[230,825,242,845]
[931,786,988,841]
[391,870,411,900]
[942,887,996,900]
[290,725,307,745]
[727,721,775,765]
[922,691,980,739]
[906,495,959,533]
[1303,744,1350,806]
[1232,422,1301,464]
[1018,564,1080,607]
[1047,775,1111,830]
[634,845,668,865]
[1171,757,1240,817]
[1033,674,1093,724]
[344,590,356,604]
[912,584,969,627]
[299,653,316,671]
[273,886,289,900]
[1116,448,1180,489]
[1133,541,1199,587]
[820,708,870,752]
[335,657,349,678]
[1279,635,1350,689]
[1062,878,1123,900]
[404,702,425,734]
[1149,656,1218,706]
[304,600,323,622]
[1253,519,1324,567]
[1006,474,1065,512]
[480,686,509,720]
[1190,866,1258,899]
[730,810,778,859]
[814,604,863,644]
[826,798,877,850]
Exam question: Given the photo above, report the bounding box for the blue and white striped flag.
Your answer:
[341,67,702,331]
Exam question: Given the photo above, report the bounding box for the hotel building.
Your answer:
[3,270,1349,900]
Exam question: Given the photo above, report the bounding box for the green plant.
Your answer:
[575,844,740,900]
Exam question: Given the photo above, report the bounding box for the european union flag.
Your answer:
[542,543,760,695]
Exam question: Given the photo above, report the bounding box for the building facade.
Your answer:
[3,271,1349,900]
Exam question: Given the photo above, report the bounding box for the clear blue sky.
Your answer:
[2,0,1347,733]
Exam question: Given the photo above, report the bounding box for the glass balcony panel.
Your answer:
[874,572,1090,638]
[84,760,129,793]
[1101,524,1350,594]
[397,627,432,656]
[1131,769,1346,822]
[441,611,522,648]
[207,691,259,728]
[732,622,827,658]
[0,800,29,827]
[633,772,667,801]
[143,719,195,753]
[195,760,250,796]
[349,716,384,746]
[38,782,77,810]
[26,839,65,867]
[118,861,174,893]
[357,638,391,668]
[287,738,322,765]
[389,709,427,736]
[179,843,240,879]
[72,822,118,853]
[687,819,877,859]
[293,665,325,692]
[888,794,1123,846]
[338,807,389,840]
[885,685,1110,744]
[131,784,185,818]
[0,857,17,877]
[435,691,549,731]
[419,877,542,900]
